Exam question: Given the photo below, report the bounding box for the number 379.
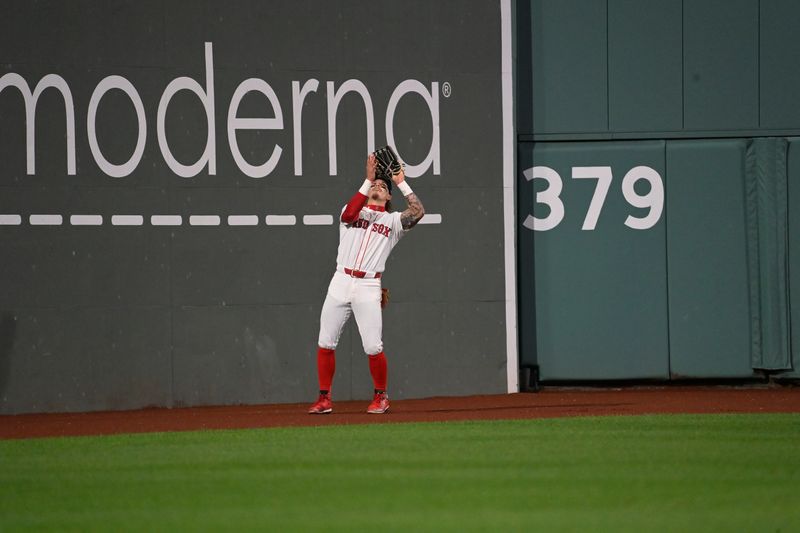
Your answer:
[522,165,664,231]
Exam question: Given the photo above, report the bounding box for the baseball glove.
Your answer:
[374,146,402,176]
[380,287,390,309]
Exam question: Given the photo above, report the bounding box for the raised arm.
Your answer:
[400,192,425,230]
[392,167,425,229]
[341,154,377,223]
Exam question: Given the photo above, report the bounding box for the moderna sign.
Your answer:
[0,42,442,179]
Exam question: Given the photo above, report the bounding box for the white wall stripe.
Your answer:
[189,215,221,226]
[265,215,296,226]
[151,215,182,226]
[417,213,442,225]
[0,214,22,225]
[501,0,519,394]
[70,215,103,226]
[111,215,143,226]
[303,214,334,226]
[227,215,259,226]
[30,214,63,225]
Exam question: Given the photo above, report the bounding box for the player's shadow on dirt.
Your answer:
[0,314,16,398]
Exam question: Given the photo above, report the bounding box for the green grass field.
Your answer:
[1,414,798,531]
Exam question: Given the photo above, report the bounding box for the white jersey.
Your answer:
[336,205,405,274]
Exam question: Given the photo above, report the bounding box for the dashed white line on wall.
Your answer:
[151,215,182,226]
[303,214,334,225]
[227,215,259,226]
[0,215,22,225]
[30,214,63,225]
[111,215,144,226]
[418,214,442,224]
[70,215,103,226]
[189,215,221,226]
[265,215,296,226]
[0,214,443,227]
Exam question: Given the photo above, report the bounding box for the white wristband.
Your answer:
[397,180,413,197]
[358,179,371,195]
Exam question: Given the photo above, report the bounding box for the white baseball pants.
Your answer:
[318,271,383,355]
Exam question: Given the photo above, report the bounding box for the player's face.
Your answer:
[369,180,391,203]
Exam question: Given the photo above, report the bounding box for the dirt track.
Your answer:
[1,387,799,439]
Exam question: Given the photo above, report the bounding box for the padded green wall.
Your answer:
[521,141,669,380]
[761,1,800,128]
[666,140,752,377]
[788,139,800,378]
[608,0,682,133]
[530,0,607,133]
[520,137,796,380]
[523,0,800,138]
[518,1,800,381]
[683,0,758,130]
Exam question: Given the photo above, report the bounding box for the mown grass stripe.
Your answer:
[1,414,798,531]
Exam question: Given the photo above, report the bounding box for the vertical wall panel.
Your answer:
[528,141,669,380]
[608,0,682,132]
[516,0,534,136]
[518,145,537,369]
[666,140,753,377]
[760,0,800,128]
[531,0,608,133]
[787,139,800,378]
[683,0,758,130]
[745,139,791,370]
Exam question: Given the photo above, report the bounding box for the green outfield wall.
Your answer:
[0,1,515,414]
[517,0,800,381]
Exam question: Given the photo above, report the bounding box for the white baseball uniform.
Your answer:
[318,203,406,355]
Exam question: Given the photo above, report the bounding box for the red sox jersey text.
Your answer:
[336,206,404,274]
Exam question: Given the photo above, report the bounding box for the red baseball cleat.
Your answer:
[367,392,390,414]
[308,393,333,414]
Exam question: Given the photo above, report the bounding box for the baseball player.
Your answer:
[308,149,425,414]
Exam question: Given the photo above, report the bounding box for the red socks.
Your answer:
[318,348,387,393]
[368,352,388,391]
[317,347,336,392]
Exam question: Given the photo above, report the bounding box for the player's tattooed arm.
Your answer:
[391,165,424,229]
[400,193,425,229]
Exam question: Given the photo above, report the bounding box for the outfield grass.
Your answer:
[1,414,798,531]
